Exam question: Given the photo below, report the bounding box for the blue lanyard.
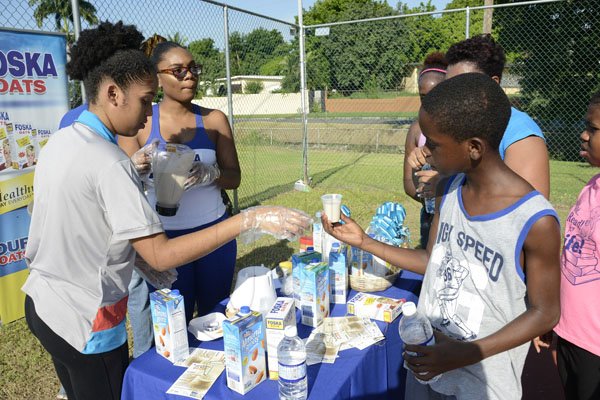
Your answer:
[75,110,118,145]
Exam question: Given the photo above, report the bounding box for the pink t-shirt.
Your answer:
[554,173,600,356]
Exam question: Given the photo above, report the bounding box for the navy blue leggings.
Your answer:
[158,213,237,322]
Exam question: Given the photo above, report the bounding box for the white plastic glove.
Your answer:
[184,161,221,191]
[239,206,312,244]
[134,253,178,289]
[131,139,159,178]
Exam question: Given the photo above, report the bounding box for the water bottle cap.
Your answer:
[331,242,340,249]
[284,325,298,337]
[239,306,251,315]
[401,302,417,317]
[170,289,180,296]
[315,211,322,218]
[306,246,314,252]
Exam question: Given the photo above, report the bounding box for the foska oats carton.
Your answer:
[299,261,329,328]
[347,293,405,323]
[223,307,267,394]
[0,121,16,171]
[265,297,296,379]
[149,288,189,363]
[8,123,35,169]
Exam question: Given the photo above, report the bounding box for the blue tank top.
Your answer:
[145,103,225,230]
[146,104,215,150]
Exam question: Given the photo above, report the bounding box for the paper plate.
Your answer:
[188,312,226,341]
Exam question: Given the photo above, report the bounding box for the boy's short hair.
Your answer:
[421,72,511,149]
[445,34,505,80]
[590,91,600,107]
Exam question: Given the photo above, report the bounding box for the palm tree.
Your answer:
[28,0,99,42]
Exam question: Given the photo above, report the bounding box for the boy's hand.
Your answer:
[415,169,440,199]
[533,331,555,353]
[403,331,482,381]
[321,213,368,248]
[407,146,429,170]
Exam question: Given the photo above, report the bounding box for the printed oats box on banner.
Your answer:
[149,289,189,363]
[0,122,16,171]
[223,308,267,394]
[300,261,329,328]
[33,127,52,153]
[8,122,35,169]
[265,297,296,379]
[347,292,405,323]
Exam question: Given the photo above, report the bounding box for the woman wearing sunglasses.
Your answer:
[119,42,241,326]
[23,23,309,400]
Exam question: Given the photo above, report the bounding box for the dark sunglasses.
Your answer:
[158,65,201,80]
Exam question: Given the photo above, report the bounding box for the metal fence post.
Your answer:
[465,6,470,39]
[298,0,310,185]
[223,5,238,212]
[70,0,85,102]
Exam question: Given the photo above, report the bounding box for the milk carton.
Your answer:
[149,289,189,363]
[291,250,321,308]
[223,308,267,394]
[265,297,296,379]
[329,242,349,304]
[347,293,405,323]
[299,261,329,328]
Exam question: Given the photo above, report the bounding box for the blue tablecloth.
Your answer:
[122,270,423,400]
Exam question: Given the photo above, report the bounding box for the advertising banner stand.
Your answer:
[0,28,68,324]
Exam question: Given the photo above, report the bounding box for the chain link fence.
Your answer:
[2,0,599,232]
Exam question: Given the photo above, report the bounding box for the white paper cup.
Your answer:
[321,194,343,223]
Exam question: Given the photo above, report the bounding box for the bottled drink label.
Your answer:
[278,361,307,382]
[421,163,435,214]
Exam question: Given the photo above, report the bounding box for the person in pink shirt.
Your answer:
[551,92,600,399]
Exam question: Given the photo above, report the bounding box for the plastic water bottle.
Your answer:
[313,212,323,254]
[421,163,435,214]
[398,301,440,384]
[278,325,308,400]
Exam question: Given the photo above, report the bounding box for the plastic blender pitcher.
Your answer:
[151,143,195,216]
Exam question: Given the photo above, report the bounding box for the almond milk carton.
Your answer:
[291,250,321,308]
[265,297,296,379]
[328,242,349,304]
[223,307,267,394]
[299,261,329,328]
[149,289,189,363]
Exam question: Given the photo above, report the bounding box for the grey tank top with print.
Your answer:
[417,173,557,400]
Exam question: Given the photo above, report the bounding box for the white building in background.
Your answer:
[207,75,284,95]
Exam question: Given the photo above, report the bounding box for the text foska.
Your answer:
[0,50,59,95]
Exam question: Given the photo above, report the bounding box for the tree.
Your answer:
[300,0,412,94]
[188,38,224,82]
[28,0,98,42]
[494,0,600,160]
[167,32,188,47]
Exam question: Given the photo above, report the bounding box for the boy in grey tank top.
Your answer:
[321,73,561,399]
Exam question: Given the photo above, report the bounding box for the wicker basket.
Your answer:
[350,264,401,292]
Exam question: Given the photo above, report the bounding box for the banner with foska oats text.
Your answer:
[0,28,68,324]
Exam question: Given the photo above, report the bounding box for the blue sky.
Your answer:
[221,0,452,23]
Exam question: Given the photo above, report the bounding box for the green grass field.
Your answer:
[1,146,596,399]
